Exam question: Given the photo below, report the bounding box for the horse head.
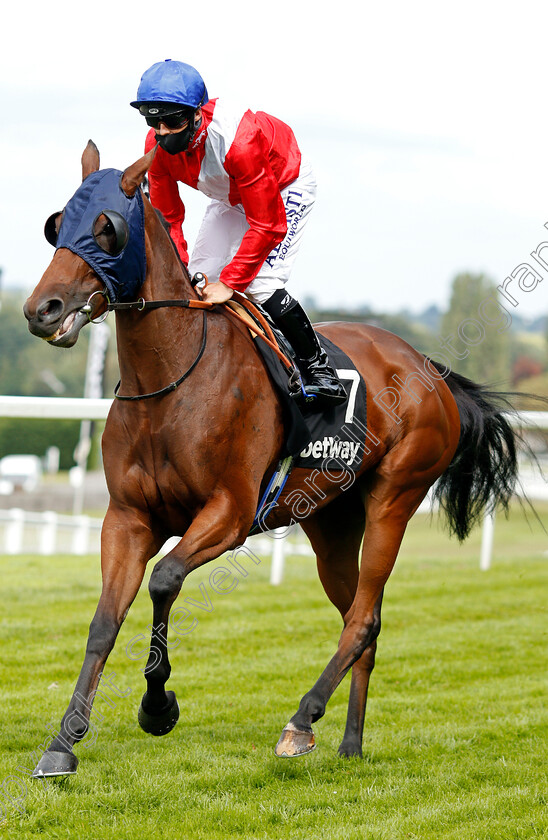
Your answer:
[24,140,156,347]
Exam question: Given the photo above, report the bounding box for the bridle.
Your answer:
[80,283,293,402]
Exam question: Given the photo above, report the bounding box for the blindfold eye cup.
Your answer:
[93,210,129,256]
[44,211,63,247]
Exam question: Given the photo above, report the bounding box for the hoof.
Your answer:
[138,690,179,736]
[32,750,78,778]
[274,723,316,758]
[338,742,363,759]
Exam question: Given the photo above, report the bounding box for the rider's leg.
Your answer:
[261,289,347,406]
[244,158,345,406]
[188,161,345,405]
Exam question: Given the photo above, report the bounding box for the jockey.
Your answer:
[131,59,346,407]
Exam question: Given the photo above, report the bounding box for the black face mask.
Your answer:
[155,126,193,155]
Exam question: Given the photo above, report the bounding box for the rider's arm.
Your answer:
[145,130,189,265]
[220,117,287,292]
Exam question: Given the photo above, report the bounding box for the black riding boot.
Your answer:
[262,290,347,407]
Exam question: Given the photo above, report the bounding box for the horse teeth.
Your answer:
[44,312,77,343]
[43,329,60,342]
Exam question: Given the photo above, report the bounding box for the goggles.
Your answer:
[139,106,191,130]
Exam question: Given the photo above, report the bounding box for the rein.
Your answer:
[113,308,208,401]
[90,289,293,402]
[107,297,212,312]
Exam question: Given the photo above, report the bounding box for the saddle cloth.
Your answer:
[248,330,370,534]
[253,331,367,464]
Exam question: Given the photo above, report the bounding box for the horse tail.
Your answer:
[430,362,520,542]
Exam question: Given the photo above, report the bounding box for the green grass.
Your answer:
[0,503,547,839]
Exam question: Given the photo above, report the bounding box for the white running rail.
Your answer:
[0,397,546,574]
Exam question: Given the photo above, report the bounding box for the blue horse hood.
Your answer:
[56,169,146,302]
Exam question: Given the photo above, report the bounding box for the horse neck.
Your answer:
[114,204,204,394]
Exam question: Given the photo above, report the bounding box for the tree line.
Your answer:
[1,272,546,468]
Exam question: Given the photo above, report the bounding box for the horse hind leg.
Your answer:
[338,591,383,758]
[276,469,431,759]
[275,489,379,759]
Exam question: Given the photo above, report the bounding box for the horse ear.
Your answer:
[121,146,157,197]
[82,140,100,181]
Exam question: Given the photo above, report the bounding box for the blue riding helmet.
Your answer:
[51,169,146,303]
[130,59,209,111]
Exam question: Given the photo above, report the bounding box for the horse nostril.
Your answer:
[36,298,64,323]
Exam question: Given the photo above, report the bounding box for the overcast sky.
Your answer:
[1,0,547,319]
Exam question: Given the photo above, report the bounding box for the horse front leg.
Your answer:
[137,493,249,736]
[32,506,160,778]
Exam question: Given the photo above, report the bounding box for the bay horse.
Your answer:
[24,141,519,777]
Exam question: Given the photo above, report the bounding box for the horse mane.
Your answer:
[140,173,189,278]
[153,207,189,274]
